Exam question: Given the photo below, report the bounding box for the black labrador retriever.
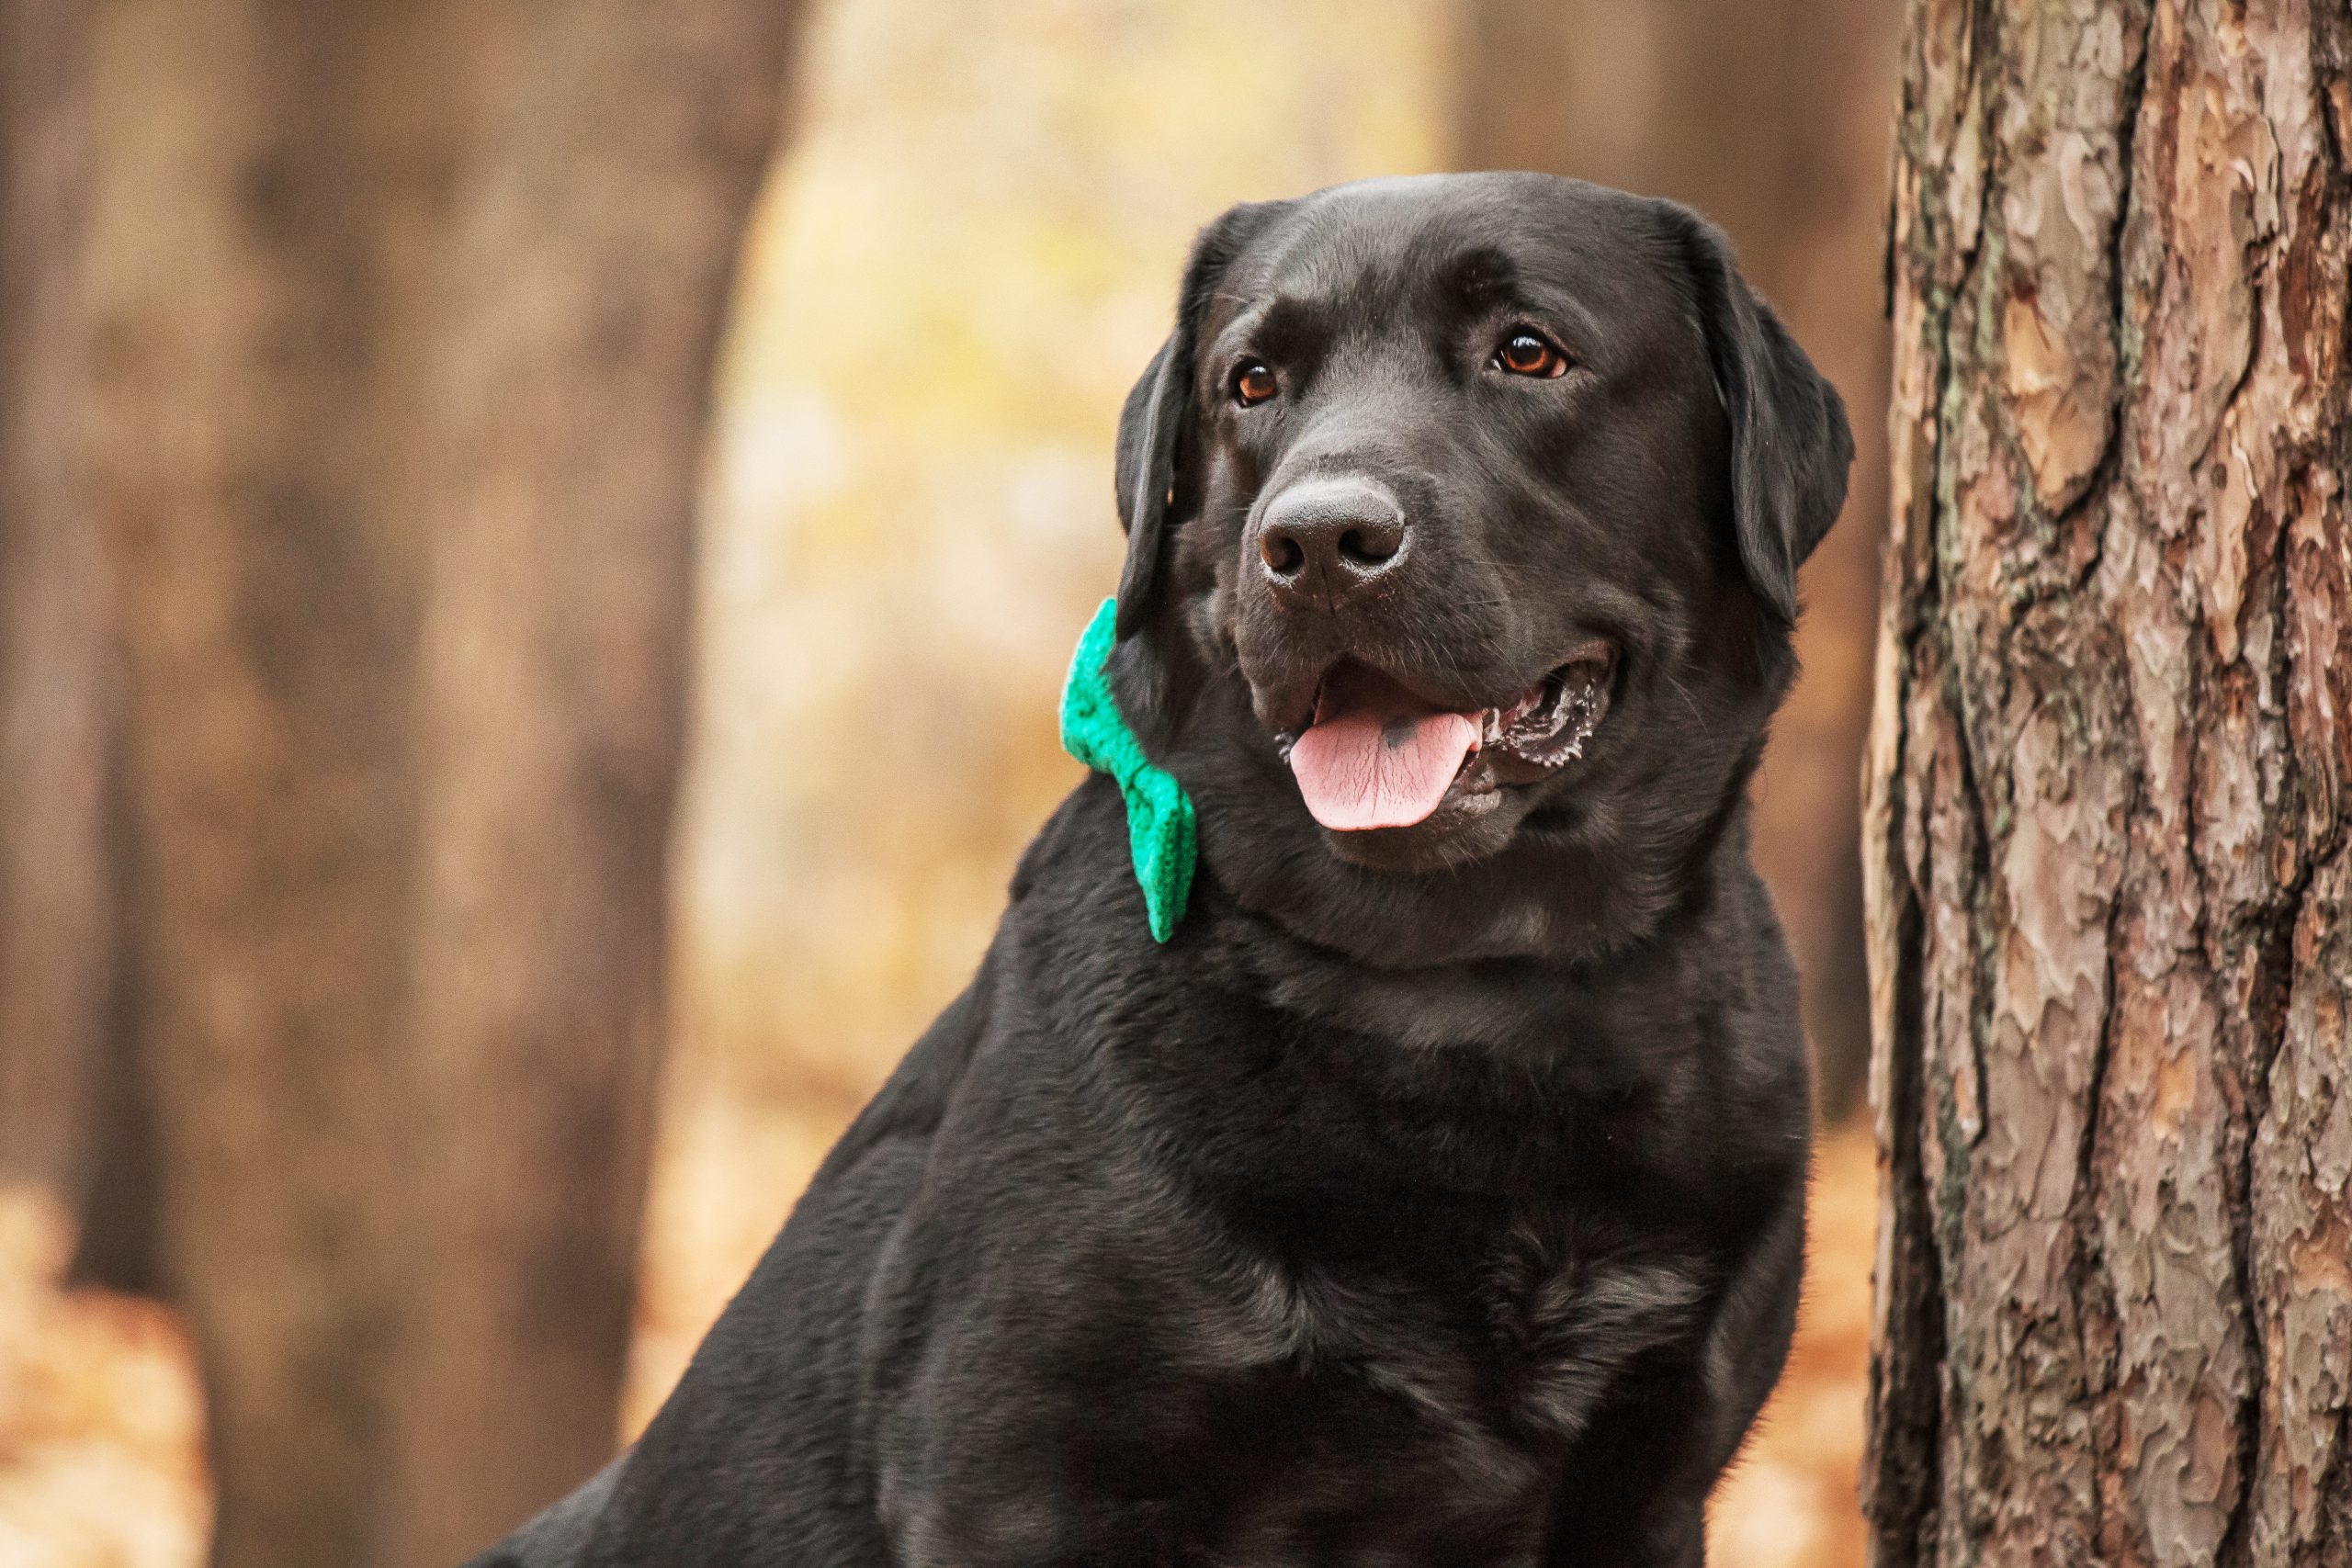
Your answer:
[471,171,1850,1568]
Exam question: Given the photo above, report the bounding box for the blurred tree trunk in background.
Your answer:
[78,2,804,1563]
[0,0,125,1251]
[376,4,808,1559]
[83,15,439,1559]
[1453,0,1898,1116]
[1865,4,2351,1565]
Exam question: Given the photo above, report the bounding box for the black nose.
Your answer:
[1254,479,1408,610]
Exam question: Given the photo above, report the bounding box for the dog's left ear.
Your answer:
[1113,200,1291,640]
[1113,334,1184,639]
[1668,208,1853,625]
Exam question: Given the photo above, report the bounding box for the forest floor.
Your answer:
[0,1112,1875,1567]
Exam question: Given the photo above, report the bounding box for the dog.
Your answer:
[469,171,1851,1567]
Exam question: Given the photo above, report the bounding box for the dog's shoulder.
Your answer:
[810,955,997,1189]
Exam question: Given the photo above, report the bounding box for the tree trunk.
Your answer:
[377,4,805,1561]
[1453,0,1899,1115]
[79,4,802,1562]
[1864,4,2352,1565]
[0,0,116,1216]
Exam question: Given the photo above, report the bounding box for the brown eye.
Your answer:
[1233,362,1278,406]
[1496,332,1566,378]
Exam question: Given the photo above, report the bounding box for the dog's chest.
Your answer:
[1180,1237,1705,1562]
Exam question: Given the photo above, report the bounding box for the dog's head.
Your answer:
[1104,174,1850,964]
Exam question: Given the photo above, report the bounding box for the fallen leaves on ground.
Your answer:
[0,1189,209,1568]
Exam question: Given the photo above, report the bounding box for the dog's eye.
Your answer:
[1233,362,1279,407]
[1495,333,1567,378]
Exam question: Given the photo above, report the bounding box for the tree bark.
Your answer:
[1453,0,1898,1115]
[377,5,805,1561]
[0,0,116,1215]
[1864,4,2352,1566]
[79,4,802,1562]
[85,11,470,1560]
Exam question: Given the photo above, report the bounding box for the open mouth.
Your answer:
[1275,645,1616,832]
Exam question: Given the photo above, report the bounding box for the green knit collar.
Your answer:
[1058,598,1196,942]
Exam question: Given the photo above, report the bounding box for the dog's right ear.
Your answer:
[1113,200,1290,640]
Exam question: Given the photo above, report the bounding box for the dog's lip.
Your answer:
[1256,657,1469,738]
[1483,640,1617,766]
[1265,638,1618,769]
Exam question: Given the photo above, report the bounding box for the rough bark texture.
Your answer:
[78,4,803,1562]
[1864,4,2352,1566]
[1454,0,1897,1114]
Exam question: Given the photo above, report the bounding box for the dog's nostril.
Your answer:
[1256,480,1408,600]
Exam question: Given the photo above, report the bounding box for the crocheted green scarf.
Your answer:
[1058,597,1196,942]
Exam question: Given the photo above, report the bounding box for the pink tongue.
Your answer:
[1290,703,1480,831]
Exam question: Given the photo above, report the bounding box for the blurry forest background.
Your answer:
[0,1,1895,1564]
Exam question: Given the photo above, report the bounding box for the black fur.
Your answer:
[469,173,1850,1568]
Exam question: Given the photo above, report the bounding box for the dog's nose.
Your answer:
[1255,479,1408,610]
